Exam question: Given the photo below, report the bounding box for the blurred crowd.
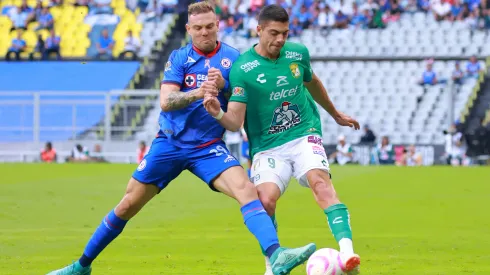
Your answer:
[211,0,490,37]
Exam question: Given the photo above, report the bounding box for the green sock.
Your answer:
[260,214,277,256]
[324,203,352,242]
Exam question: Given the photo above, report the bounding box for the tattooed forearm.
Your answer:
[162,90,199,111]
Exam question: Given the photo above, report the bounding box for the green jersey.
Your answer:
[229,42,322,159]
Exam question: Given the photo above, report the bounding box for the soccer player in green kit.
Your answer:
[203,4,362,275]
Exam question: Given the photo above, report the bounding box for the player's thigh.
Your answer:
[290,135,331,188]
[188,141,244,193]
[251,153,292,195]
[212,166,257,205]
[131,137,186,192]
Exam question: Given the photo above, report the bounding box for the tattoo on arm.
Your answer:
[165,90,198,111]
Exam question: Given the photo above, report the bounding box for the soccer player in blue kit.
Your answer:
[46,2,315,275]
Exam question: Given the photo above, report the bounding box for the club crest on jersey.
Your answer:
[289,63,301,78]
[184,74,196,88]
[137,159,147,171]
[221,58,232,69]
[164,61,171,72]
[268,101,301,134]
[233,87,244,96]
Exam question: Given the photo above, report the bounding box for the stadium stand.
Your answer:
[0,62,140,142]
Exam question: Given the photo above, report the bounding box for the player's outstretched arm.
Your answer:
[304,73,360,130]
[203,96,246,132]
[160,83,206,112]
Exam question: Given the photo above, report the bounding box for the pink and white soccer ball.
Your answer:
[306,248,344,275]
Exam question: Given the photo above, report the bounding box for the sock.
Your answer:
[78,210,128,267]
[324,203,354,254]
[241,200,280,258]
[260,214,278,257]
[247,169,251,178]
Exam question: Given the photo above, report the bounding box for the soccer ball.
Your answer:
[306,248,344,275]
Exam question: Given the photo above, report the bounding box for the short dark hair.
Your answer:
[258,4,289,25]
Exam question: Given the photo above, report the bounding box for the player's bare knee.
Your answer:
[232,179,258,204]
[258,192,277,216]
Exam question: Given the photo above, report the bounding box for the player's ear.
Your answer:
[185,23,190,33]
[256,24,262,37]
[216,20,220,30]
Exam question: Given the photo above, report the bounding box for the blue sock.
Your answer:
[241,200,280,258]
[78,210,128,267]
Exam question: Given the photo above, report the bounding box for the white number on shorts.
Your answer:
[210,145,228,156]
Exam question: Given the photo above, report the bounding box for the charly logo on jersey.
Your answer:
[289,63,301,78]
[268,101,301,134]
[276,76,289,87]
[220,57,232,69]
[285,51,303,60]
[164,61,171,72]
[232,87,245,96]
[241,60,260,73]
[257,73,266,84]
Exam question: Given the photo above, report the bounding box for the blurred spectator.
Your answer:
[35,7,54,31]
[67,144,90,162]
[418,0,431,12]
[403,0,419,13]
[225,130,242,159]
[361,0,380,12]
[360,124,376,144]
[119,30,140,60]
[29,34,45,61]
[317,5,336,30]
[449,0,464,20]
[50,0,64,7]
[27,1,44,24]
[5,30,26,61]
[418,62,438,85]
[9,6,29,31]
[334,10,349,28]
[375,136,395,165]
[137,141,150,163]
[386,0,403,22]
[160,0,178,13]
[95,28,114,59]
[40,142,57,163]
[44,29,62,60]
[466,55,483,78]
[297,5,314,28]
[290,17,304,36]
[432,0,451,21]
[136,0,150,12]
[397,145,423,166]
[329,135,354,165]
[244,9,259,37]
[90,0,113,15]
[350,4,369,28]
[444,123,469,166]
[91,144,107,162]
[452,62,464,85]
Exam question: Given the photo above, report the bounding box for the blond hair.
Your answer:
[188,1,215,16]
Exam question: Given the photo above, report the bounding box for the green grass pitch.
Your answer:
[0,164,489,274]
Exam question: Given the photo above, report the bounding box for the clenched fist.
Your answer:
[198,80,218,98]
[208,67,225,90]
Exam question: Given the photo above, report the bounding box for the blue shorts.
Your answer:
[241,141,250,160]
[132,137,241,192]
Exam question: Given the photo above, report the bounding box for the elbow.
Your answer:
[160,100,170,112]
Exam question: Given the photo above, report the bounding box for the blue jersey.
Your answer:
[160,42,240,148]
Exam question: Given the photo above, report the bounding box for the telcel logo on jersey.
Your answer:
[285,51,303,60]
[240,60,260,72]
[269,85,298,101]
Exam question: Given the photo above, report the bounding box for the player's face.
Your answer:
[258,21,289,57]
[186,12,219,53]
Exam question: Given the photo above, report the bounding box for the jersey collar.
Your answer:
[192,41,221,58]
